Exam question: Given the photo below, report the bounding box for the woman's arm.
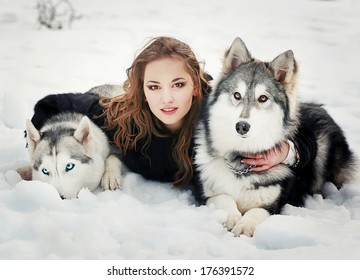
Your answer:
[241,126,317,172]
[240,142,290,172]
[31,92,103,129]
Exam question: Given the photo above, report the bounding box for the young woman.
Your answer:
[27,36,316,191]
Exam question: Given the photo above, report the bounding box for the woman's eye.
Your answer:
[65,163,75,172]
[173,82,185,88]
[42,168,50,176]
[147,85,159,91]
[258,95,268,103]
[233,92,242,100]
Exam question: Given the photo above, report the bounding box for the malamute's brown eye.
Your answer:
[233,92,242,100]
[258,95,268,103]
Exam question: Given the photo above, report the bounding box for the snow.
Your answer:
[1,0,360,263]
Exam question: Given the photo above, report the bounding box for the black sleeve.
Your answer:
[31,93,104,129]
[291,126,318,172]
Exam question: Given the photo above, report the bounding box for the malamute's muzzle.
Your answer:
[236,121,250,135]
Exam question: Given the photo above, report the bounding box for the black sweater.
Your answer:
[30,92,317,185]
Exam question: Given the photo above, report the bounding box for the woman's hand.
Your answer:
[241,141,290,172]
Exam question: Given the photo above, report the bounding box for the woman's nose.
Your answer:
[161,88,174,104]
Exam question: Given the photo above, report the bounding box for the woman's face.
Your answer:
[143,57,196,132]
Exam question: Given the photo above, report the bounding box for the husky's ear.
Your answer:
[74,116,93,145]
[26,119,41,156]
[270,50,298,92]
[223,37,253,75]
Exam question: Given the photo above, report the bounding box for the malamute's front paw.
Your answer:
[224,213,242,231]
[231,219,257,237]
[231,208,270,237]
[101,155,122,191]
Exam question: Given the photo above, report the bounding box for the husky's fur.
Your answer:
[26,111,121,199]
[194,37,357,237]
[86,84,124,97]
[23,85,125,198]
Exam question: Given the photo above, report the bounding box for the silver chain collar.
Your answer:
[224,158,254,176]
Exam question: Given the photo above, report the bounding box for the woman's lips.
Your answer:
[161,107,178,115]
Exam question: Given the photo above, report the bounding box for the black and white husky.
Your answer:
[26,87,123,199]
[193,37,357,237]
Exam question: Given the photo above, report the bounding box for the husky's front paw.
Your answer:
[101,155,122,191]
[17,165,32,180]
[101,171,121,191]
[224,213,242,231]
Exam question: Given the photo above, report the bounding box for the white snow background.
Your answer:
[1,0,360,261]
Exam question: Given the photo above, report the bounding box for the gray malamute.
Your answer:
[194,37,357,237]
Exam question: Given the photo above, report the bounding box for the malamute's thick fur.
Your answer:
[26,112,121,199]
[194,37,356,237]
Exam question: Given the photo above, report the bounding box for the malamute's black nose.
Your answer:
[236,121,250,135]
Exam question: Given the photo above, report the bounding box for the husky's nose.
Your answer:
[236,121,250,135]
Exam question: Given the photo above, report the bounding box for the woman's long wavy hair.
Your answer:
[99,36,211,187]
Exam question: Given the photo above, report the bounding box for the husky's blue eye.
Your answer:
[42,168,50,176]
[233,92,242,100]
[65,163,75,172]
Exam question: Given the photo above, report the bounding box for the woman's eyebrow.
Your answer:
[172,77,186,82]
[146,77,186,84]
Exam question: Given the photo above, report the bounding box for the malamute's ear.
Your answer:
[74,116,93,145]
[270,50,298,92]
[26,119,41,156]
[223,37,253,75]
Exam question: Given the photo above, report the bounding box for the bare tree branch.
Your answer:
[36,0,82,30]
